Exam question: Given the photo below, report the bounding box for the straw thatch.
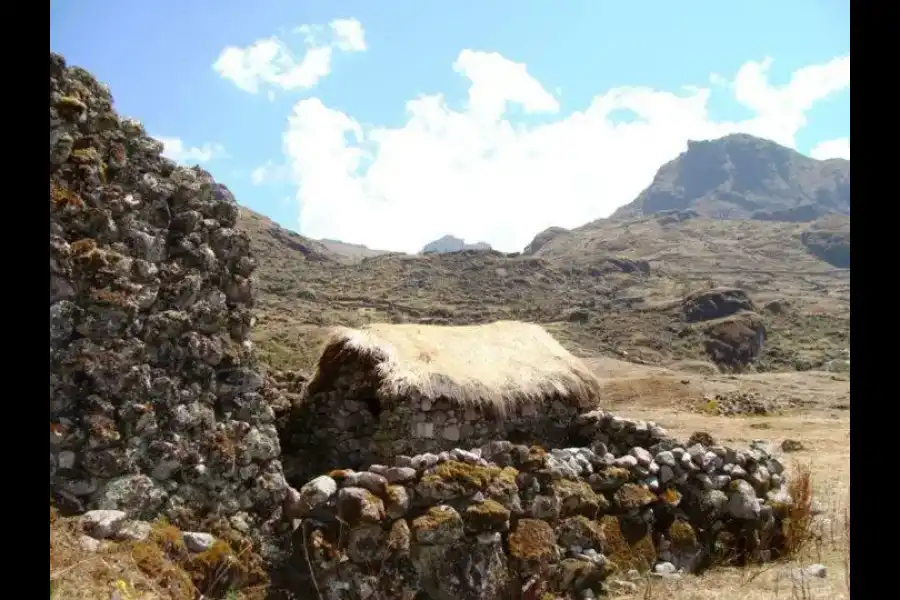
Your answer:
[309,320,603,413]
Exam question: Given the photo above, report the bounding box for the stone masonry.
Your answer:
[49,52,287,544]
[287,412,796,599]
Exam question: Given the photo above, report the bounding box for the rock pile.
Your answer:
[288,412,795,599]
[49,51,287,550]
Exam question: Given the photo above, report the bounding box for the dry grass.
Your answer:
[49,515,272,600]
[309,320,603,412]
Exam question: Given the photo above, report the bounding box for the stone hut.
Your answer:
[284,321,602,481]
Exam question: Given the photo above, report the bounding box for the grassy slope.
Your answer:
[241,208,849,375]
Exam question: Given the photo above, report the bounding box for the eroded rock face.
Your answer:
[49,52,287,545]
[682,288,755,322]
[290,413,795,599]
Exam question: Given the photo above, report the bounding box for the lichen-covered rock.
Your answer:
[412,505,464,545]
[49,52,288,557]
[551,478,609,518]
[464,499,512,532]
[337,487,385,526]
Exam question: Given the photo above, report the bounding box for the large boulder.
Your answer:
[682,287,755,322]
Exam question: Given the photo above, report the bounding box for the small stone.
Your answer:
[78,534,101,552]
[384,466,417,483]
[294,476,338,516]
[345,471,388,495]
[654,562,677,575]
[629,447,653,466]
[441,424,461,441]
[613,455,638,469]
[726,480,761,519]
[781,439,805,453]
[113,520,152,541]
[81,509,127,539]
[182,532,215,552]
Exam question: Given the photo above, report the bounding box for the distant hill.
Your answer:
[611,133,850,222]
[422,234,492,254]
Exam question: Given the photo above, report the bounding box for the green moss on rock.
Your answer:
[411,505,464,545]
[598,515,655,573]
[551,479,610,518]
[508,518,559,564]
[613,483,657,510]
[667,518,698,550]
[589,466,631,491]
[464,499,511,532]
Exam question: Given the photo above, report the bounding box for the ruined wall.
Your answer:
[49,52,287,543]
[286,413,794,600]
[285,358,584,484]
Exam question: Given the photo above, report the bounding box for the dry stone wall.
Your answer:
[286,412,794,600]
[49,52,287,547]
[285,361,584,485]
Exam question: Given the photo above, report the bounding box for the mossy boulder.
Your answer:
[598,515,655,573]
[417,460,519,502]
[412,505,464,545]
[588,466,631,491]
[613,483,657,511]
[551,479,610,518]
[508,519,559,564]
[464,499,511,532]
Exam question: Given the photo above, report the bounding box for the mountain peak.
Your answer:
[611,134,850,222]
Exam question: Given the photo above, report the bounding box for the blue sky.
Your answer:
[50,0,850,253]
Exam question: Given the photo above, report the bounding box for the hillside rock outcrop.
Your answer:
[288,411,795,599]
[682,288,755,322]
[49,52,287,550]
[422,234,492,254]
[611,134,850,222]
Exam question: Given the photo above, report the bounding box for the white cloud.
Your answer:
[810,137,850,160]
[156,136,228,164]
[330,18,367,52]
[213,18,366,95]
[250,161,292,185]
[280,51,850,254]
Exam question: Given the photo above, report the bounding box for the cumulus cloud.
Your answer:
[810,137,850,160]
[279,51,849,253]
[156,136,228,164]
[213,18,366,94]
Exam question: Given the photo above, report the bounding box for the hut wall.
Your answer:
[283,360,382,485]
[371,392,584,462]
[285,359,591,483]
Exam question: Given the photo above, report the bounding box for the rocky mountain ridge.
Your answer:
[610,133,849,222]
[422,234,493,254]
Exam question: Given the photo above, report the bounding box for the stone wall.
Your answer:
[286,413,794,599]
[49,52,287,546]
[284,358,584,485]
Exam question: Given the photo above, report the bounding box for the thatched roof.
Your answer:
[308,320,602,412]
